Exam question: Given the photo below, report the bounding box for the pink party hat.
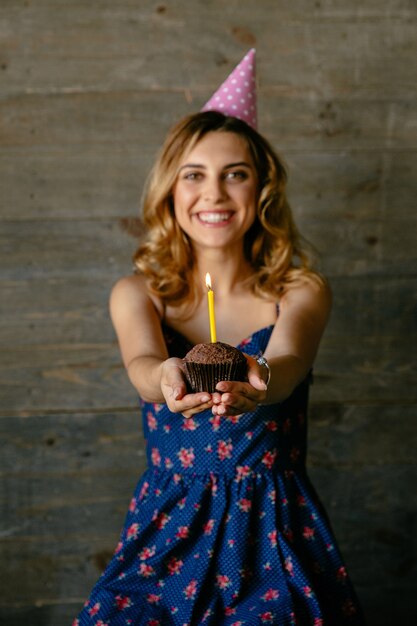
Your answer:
[202,49,257,129]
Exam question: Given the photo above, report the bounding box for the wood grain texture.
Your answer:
[1,0,416,624]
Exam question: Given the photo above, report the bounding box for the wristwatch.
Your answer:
[256,355,271,387]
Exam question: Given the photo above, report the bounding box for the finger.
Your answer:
[172,393,212,417]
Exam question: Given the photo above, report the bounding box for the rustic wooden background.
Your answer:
[1,1,416,624]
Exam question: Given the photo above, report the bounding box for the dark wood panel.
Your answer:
[1,2,415,99]
[0,217,416,284]
[1,274,415,345]
[1,92,415,152]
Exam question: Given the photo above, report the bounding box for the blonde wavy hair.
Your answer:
[133,111,319,313]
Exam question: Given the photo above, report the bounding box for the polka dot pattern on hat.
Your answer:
[201,48,257,129]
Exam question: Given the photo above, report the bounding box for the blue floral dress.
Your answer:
[74,323,364,626]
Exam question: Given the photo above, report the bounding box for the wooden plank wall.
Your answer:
[1,1,416,624]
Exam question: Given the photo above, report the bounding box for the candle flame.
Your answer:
[205,272,212,290]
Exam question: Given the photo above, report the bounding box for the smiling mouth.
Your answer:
[196,211,234,224]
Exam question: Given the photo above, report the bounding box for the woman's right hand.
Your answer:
[160,358,214,418]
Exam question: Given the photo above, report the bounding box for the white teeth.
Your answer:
[198,212,232,223]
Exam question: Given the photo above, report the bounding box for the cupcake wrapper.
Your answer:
[184,361,248,394]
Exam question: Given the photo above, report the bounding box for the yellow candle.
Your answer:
[205,273,217,343]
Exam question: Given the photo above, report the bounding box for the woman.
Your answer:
[75,110,364,625]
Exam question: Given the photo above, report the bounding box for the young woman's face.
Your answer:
[172,131,258,251]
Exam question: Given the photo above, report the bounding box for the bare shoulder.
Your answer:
[110,274,164,319]
[280,274,332,323]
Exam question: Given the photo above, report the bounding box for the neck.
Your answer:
[194,247,253,296]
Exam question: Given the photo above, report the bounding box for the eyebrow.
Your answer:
[179,161,252,172]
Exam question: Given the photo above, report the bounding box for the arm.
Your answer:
[212,277,332,415]
[109,275,213,415]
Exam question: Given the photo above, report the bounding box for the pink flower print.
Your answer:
[184,579,198,600]
[115,595,132,610]
[303,586,313,598]
[177,497,187,509]
[285,557,294,577]
[163,424,171,433]
[226,413,240,424]
[283,526,294,543]
[268,489,276,503]
[152,510,171,530]
[139,545,156,560]
[147,412,158,431]
[207,473,218,496]
[147,620,161,626]
[177,447,195,469]
[167,556,184,575]
[164,457,174,469]
[281,497,288,506]
[263,561,272,571]
[146,593,161,605]
[153,402,163,413]
[314,620,324,626]
[114,540,123,554]
[224,606,237,615]
[139,481,149,501]
[126,522,140,541]
[154,488,162,497]
[265,420,278,431]
[260,612,274,623]
[326,542,334,551]
[261,449,277,470]
[175,525,189,539]
[96,621,109,626]
[228,539,235,548]
[297,494,307,507]
[216,574,232,589]
[129,497,137,512]
[303,526,315,541]
[337,565,347,580]
[209,414,222,431]
[290,447,300,463]
[235,465,251,482]
[202,608,213,621]
[217,439,233,461]
[138,563,155,577]
[203,519,215,535]
[261,588,280,602]
[151,447,161,467]
[268,530,277,547]
[88,603,100,617]
[170,607,179,614]
[204,443,213,453]
[173,473,182,484]
[245,431,253,439]
[237,498,252,512]
[182,417,199,431]
[72,620,80,626]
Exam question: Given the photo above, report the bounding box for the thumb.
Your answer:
[162,359,187,400]
[248,370,267,391]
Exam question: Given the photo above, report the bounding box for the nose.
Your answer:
[202,176,227,203]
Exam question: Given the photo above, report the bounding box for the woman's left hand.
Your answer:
[211,355,268,416]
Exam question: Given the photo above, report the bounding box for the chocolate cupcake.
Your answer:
[183,341,248,393]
